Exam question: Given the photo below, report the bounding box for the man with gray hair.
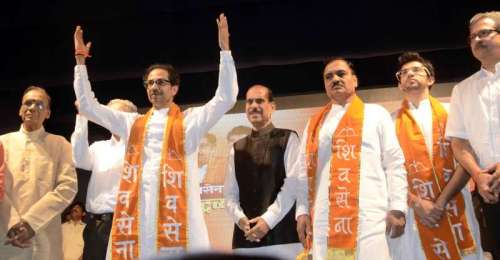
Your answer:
[71,98,137,260]
[446,11,500,258]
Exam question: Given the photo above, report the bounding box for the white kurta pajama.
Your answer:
[390,100,483,260]
[73,51,238,259]
[296,103,408,260]
[71,115,126,214]
[224,133,303,260]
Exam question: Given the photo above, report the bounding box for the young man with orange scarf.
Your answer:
[295,58,408,259]
[73,14,238,259]
[391,52,483,260]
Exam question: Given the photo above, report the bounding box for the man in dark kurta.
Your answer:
[224,85,303,259]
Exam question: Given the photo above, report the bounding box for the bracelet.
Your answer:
[75,49,91,58]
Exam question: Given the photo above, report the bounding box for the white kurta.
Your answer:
[390,100,483,260]
[224,131,303,260]
[61,220,85,260]
[71,115,126,214]
[295,103,408,260]
[446,62,500,169]
[74,51,238,259]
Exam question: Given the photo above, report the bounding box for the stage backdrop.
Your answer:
[196,84,453,250]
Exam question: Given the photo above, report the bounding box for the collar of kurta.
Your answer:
[250,123,275,138]
[408,98,431,110]
[152,106,170,116]
[479,61,500,78]
[20,125,45,140]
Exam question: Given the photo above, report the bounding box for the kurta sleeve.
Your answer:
[445,85,468,140]
[294,122,310,218]
[261,132,301,229]
[71,115,93,170]
[74,65,138,140]
[183,51,238,153]
[224,147,247,224]
[378,109,408,214]
[22,139,77,233]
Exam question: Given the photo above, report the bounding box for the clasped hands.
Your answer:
[412,197,446,228]
[237,216,270,243]
[475,163,500,204]
[4,220,35,248]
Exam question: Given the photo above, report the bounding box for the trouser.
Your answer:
[83,212,113,260]
[482,201,500,260]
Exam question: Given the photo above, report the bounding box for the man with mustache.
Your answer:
[0,86,77,260]
[224,85,302,259]
[73,14,238,259]
[295,58,408,259]
[446,11,500,259]
[391,52,483,260]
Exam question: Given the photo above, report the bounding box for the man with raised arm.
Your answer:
[73,14,238,259]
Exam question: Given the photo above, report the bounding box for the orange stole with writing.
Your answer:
[111,103,188,259]
[395,96,475,259]
[301,96,364,260]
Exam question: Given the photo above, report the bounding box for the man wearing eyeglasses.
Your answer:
[295,58,408,260]
[391,52,483,260]
[0,86,77,260]
[446,11,500,259]
[73,14,238,259]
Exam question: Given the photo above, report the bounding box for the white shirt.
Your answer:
[224,131,300,229]
[296,103,408,260]
[74,51,238,258]
[390,99,483,260]
[71,115,126,214]
[61,220,85,260]
[446,62,500,168]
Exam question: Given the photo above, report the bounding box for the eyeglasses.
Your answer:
[22,100,45,110]
[468,29,500,43]
[143,78,171,88]
[395,66,431,81]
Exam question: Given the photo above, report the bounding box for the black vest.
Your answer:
[232,124,300,248]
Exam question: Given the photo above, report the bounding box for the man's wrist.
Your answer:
[75,55,86,65]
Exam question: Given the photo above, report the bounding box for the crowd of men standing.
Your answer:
[0,10,499,260]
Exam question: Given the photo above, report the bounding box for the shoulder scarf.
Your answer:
[111,103,188,259]
[395,96,476,259]
[298,95,364,260]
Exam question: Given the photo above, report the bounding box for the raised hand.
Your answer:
[216,13,230,51]
[74,25,92,58]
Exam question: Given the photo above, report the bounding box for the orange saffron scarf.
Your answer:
[395,96,476,259]
[298,96,364,260]
[111,103,188,259]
